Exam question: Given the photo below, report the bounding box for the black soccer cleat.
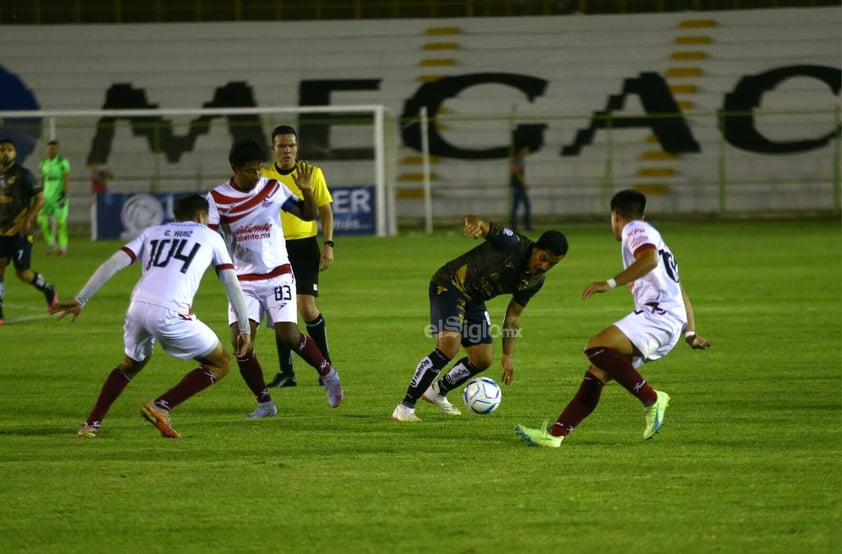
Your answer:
[267,372,297,388]
[44,284,58,308]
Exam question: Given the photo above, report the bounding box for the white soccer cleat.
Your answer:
[322,368,344,408]
[245,401,278,419]
[391,403,421,422]
[422,382,462,416]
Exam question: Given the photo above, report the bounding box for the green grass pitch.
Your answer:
[0,218,839,553]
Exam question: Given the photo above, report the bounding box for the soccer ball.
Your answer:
[463,377,502,414]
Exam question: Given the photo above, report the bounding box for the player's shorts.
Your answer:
[231,271,298,327]
[286,236,320,297]
[428,281,493,347]
[39,196,69,219]
[0,234,33,271]
[613,302,685,369]
[124,301,219,362]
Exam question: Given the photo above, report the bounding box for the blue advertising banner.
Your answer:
[330,185,376,235]
[93,185,377,240]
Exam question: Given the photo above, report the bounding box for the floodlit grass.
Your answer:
[0,218,839,553]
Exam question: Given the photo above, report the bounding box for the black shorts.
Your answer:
[286,236,321,297]
[428,281,493,347]
[0,234,33,271]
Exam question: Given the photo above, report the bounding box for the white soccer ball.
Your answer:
[463,377,502,414]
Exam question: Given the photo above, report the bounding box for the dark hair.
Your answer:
[536,230,569,257]
[610,189,646,218]
[47,140,59,146]
[228,139,265,169]
[0,137,15,147]
[271,125,298,142]
[173,194,209,220]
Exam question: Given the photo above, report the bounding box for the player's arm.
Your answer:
[500,298,526,386]
[51,249,134,321]
[15,190,45,234]
[582,245,658,299]
[680,284,711,350]
[464,215,490,239]
[218,268,252,356]
[62,159,71,193]
[318,202,334,271]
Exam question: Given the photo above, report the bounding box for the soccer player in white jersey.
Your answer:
[516,189,711,447]
[50,194,253,439]
[207,140,343,418]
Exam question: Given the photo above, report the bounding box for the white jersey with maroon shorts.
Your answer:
[121,221,235,361]
[613,220,688,368]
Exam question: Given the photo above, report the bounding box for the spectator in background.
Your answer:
[88,163,112,194]
[37,140,71,255]
[509,144,532,232]
[262,125,336,389]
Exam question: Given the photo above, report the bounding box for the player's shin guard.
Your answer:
[550,371,605,437]
[437,357,482,395]
[294,334,331,376]
[154,367,216,411]
[305,314,331,363]
[584,347,656,405]
[275,334,294,375]
[238,351,271,403]
[86,367,132,426]
[402,348,451,407]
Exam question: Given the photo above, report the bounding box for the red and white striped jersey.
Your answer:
[207,177,301,279]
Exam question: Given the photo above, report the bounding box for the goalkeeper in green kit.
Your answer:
[37,140,71,255]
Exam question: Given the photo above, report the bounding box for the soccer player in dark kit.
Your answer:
[392,215,568,421]
[0,138,58,324]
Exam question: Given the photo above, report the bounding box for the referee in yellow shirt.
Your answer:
[262,125,335,388]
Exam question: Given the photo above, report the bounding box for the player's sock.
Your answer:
[437,357,481,395]
[401,349,451,407]
[294,334,331,377]
[86,367,132,425]
[305,314,331,363]
[585,347,657,405]
[237,351,271,403]
[275,334,294,375]
[549,371,605,437]
[30,272,49,292]
[154,367,216,411]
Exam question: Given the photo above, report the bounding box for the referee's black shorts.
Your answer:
[286,236,321,297]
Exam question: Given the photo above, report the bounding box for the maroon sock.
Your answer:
[154,367,216,411]
[294,334,331,377]
[86,367,132,426]
[585,347,657,405]
[549,371,605,437]
[237,351,271,403]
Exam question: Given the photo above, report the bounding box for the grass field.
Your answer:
[0,218,839,553]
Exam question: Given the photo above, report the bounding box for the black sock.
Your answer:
[275,334,294,375]
[438,357,482,395]
[402,349,451,407]
[31,272,48,292]
[305,314,330,363]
